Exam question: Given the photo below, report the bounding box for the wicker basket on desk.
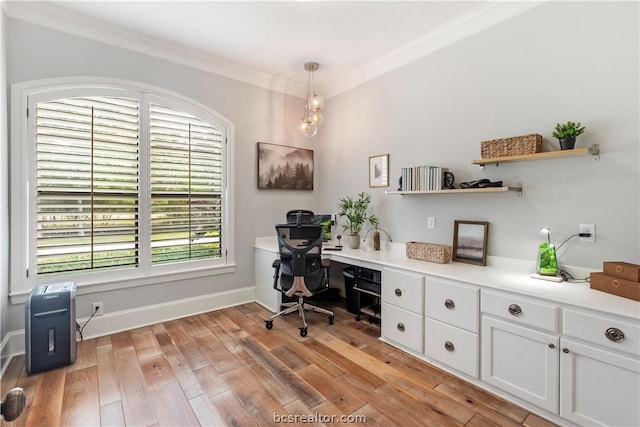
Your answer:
[480,134,542,158]
[406,242,452,264]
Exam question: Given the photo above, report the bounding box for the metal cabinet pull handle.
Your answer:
[562,348,570,354]
[605,327,625,343]
[508,304,522,316]
[444,299,455,310]
[397,323,405,332]
[444,341,455,352]
[395,288,402,297]
[548,343,555,349]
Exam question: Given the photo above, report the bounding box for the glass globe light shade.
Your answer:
[298,117,309,133]
[301,120,317,137]
[308,94,324,112]
[308,110,324,125]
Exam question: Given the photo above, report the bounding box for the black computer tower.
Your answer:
[25,282,77,374]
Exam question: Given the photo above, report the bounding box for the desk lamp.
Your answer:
[536,227,558,276]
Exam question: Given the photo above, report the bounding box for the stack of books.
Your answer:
[400,166,448,191]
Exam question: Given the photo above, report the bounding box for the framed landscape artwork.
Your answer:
[453,220,489,266]
[257,142,314,190]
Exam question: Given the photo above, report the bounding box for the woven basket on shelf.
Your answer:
[406,242,452,264]
[480,134,542,159]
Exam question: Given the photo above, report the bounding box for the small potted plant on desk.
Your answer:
[337,192,378,249]
[552,120,586,150]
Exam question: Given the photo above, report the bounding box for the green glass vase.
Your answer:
[536,242,558,276]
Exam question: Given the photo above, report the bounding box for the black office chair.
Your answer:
[265,216,334,337]
[286,209,314,225]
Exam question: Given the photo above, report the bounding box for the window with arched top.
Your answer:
[10,78,234,297]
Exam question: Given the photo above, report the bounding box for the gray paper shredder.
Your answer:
[25,282,77,374]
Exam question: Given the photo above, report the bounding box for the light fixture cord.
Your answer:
[304,69,312,119]
[310,68,316,96]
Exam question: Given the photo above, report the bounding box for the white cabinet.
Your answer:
[382,268,424,314]
[254,248,279,312]
[424,278,480,378]
[481,291,560,413]
[425,317,479,378]
[382,303,423,353]
[381,268,424,353]
[560,309,640,426]
[560,338,640,427]
[481,317,559,413]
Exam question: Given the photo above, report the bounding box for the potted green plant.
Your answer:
[551,121,586,150]
[337,192,378,249]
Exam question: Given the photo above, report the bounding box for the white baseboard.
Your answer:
[1,330,25,378]
[1,286,256,376]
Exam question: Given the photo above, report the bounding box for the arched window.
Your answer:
[10,78,234,296]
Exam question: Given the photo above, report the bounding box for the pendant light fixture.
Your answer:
[298,62,324,138]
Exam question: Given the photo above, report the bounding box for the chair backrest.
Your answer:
[275,223,325,292]
[286,210,315,225]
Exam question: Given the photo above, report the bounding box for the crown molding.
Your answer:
[2,1,307,97]
[3,1,544,100]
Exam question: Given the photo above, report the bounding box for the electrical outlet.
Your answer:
[580,224,595,242]
[92,302,104,316]
[427,217,436,229]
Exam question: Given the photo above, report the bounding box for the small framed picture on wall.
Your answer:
[369,154,389,188]
[452,220,489,266]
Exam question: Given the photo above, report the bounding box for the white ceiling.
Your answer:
[3,1,543,98]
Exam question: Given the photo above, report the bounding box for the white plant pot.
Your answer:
[348,235,361,249]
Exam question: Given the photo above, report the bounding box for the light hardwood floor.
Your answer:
[1,301,557,426]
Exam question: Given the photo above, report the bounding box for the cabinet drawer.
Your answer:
[481,291,558,332]
[563,309,640,357]
[382,303,423,353]
[382,268,424,314]
[425,279,479,333]
[425,318,478,378]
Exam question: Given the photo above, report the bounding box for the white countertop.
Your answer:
[255,236,640,320]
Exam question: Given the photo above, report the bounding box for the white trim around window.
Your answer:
[10,77,235,302]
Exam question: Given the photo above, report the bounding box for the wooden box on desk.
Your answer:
[603,261,640,282]
[590,272,640,302]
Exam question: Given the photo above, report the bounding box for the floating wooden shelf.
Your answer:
[471,144,599,168]
[386,185,522,196]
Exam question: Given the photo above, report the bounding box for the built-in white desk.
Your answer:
[255,236,639,319]
[255,236,640,426]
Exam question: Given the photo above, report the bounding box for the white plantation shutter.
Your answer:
[149,104,224,264]
[23,83,230,285]
[36,96,140,275]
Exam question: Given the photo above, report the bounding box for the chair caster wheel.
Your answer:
[355,315,361,321]
[299,327,308,337]
[265,320,273,330]
[328,315,334,325]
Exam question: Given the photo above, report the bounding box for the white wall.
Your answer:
[1,8,8,341]
[2,18,317,333]
[318,1,639,270]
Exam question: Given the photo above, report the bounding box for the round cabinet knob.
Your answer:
[508,304,522,316]
[616,265,624,273]
[612,280,621,288]
[395,288,402,297]
[397,323,405,332]
[562,348,570,354]
[444,299,455,310]
[605,327,625,343]
[548,343,555,349]
[444,341,455,352]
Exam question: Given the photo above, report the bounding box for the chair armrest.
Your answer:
[272,259,281,268]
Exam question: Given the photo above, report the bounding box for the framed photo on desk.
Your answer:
[369,153,389,188]
[453,220,489,266]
